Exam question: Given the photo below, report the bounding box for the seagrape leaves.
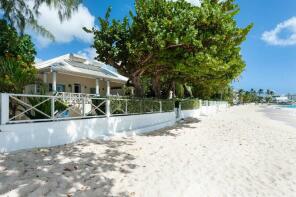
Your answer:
[86,0,252,98]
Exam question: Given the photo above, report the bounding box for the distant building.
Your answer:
[274,96,289,103]
[287,94,296,101]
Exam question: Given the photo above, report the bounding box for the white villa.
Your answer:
[287,94,296,102]
[26,54,128,96]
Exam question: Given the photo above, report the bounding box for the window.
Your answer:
[48,83,65,92]
[57,84,65,92]
[74,84,81,93]
[90,88,96,94]
[111,87,122,90]
[49,83,52,92]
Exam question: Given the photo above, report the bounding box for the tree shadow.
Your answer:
[0,139,136,197]
[142,117,201,137]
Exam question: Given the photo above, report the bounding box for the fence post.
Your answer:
[106,97,110,117]
[0,93,9,125]
[125,99,128,115]
[51,96,55,119]
[159,101,162,113]
[179,101,182,112]
[82,97,86,117]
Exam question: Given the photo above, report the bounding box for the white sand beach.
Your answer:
[1,105,296,197]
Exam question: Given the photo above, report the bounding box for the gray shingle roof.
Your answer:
[35,54,128,83]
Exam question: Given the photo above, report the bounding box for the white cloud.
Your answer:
[185,0,201,6]
[171,0,201,6]
[172,0,226,6]
[262,17,296,46]
[35,57,43,63]
[77,47,97,60]
[32,3,95,47]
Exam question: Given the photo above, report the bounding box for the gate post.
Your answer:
[0,93,9,125]
[106,97,111,118]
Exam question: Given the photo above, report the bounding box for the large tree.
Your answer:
[0,20,37,93]
[0,0,81,39]
[86,0,252,98]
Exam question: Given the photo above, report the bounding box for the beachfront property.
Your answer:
[25,54,128,97]
[287,94,296,102]
[274,96,289,103]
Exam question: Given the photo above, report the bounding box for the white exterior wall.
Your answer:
[200,104,228,116]
[180,109,201,119]
[26,73,124,95]
[200,106,216,116]
[0,112,175,152]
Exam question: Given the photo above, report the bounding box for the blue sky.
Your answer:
[32,0,296,94]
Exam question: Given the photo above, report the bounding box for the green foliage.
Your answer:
[87,0,252,99]
[175,83,185,98]
[110,99,126,114]
[143,100,161,113]
[91,99,106,116]
[0,20,37,93]
[237,88,275,104]
[127,100,142,114]
[0,0,81,39]
[161,100,175,112]
[181,99,200,110]
[110,98,174,114]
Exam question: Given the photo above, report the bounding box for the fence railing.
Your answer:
[180,99,202,110]
[110,97,175,116]
[0,93,176,124]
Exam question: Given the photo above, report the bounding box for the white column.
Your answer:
[131,87,134,96]
[52,71,57,93]
[43,73,47,83]
[34,84,37,94]
[0,93,9,125]
[106,80,110,96]
[95,79,100,96]
[51,96,55,119]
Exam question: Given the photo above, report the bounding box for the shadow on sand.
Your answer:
[0,118,202,196]
[0,139,136,197]
[142,117,201,137]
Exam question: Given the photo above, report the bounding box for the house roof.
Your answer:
[35,54,128,84]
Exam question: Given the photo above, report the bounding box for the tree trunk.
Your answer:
[131,74,143,97]
[152,73,161,98]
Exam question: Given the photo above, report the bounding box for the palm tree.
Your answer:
[270,90,275,96]
[238,89,245,104]
[0,0,81,39]
[258,89,264,96]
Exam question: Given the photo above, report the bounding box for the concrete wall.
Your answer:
[180,109,201,119]
[0,112,175,152]
[0,98,228,153]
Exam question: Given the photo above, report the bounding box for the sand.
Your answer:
[1,105,296,197]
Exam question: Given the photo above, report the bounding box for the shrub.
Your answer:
[181,99,200,110]
[127,99,142,114]
[161,100,175,112]
[143,100,160,113]
[110,99,126,114]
